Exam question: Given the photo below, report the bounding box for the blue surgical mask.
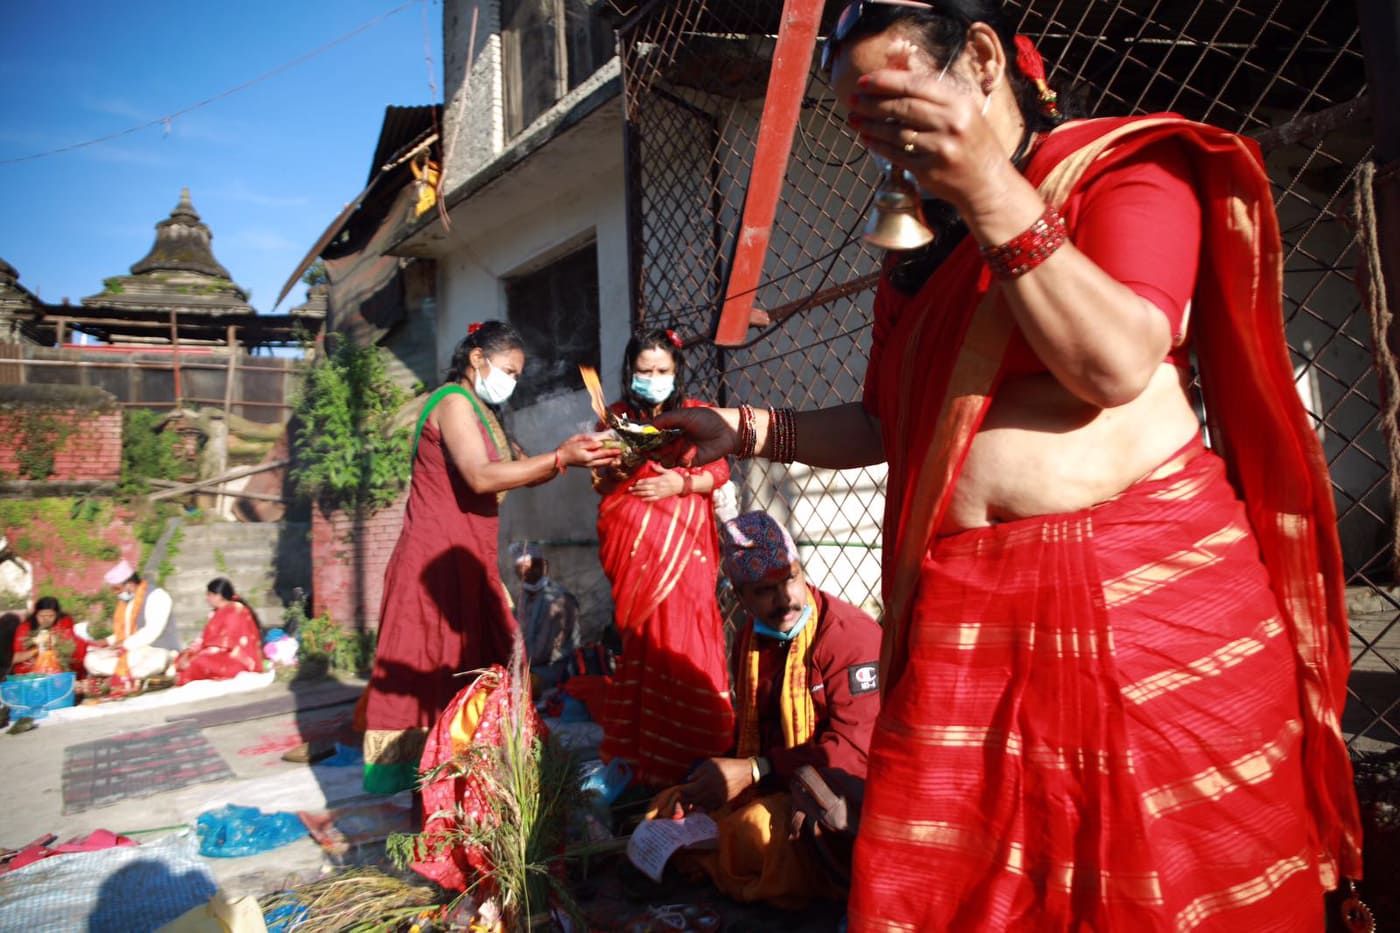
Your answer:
[630,373,675,404]
[752,601,813,643]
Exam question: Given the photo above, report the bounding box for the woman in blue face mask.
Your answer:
[592,328,736,788]
[362,320,621,799]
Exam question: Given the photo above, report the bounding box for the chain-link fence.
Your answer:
[619,0,1396,752]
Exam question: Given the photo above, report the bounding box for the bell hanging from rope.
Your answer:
[863,157,935,251]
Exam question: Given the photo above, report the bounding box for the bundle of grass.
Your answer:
[387,635,583,931]
[258,867,441,932]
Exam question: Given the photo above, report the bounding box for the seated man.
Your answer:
[654,510,882,907]
[512,543,580,690]
[83,560,181,681]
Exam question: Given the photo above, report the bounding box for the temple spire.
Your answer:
[130,188,233,279]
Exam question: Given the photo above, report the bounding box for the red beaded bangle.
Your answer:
[981,205,1068,279]
[682,472,693,496]
[770,407,797,463]
[553,449,566,475]
[737,404,757,459]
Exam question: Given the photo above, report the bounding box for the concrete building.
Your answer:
[389,0,630,634]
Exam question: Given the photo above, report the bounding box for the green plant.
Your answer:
[120,409,182,496]
[0,499,123,566]
[302,260,329,288]
[101,276,125,295]
[11,409,75,480]
[295,610,375,676]
[213,547,228,575]
[386,648,584,929]
[290,337,412,513]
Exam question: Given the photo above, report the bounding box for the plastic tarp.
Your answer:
[195,805,305,858]
[0,832,215,933]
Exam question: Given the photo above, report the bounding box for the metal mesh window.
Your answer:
[619,0,1394,752]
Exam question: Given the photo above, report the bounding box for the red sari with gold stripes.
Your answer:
[848,116,1362,931]
[597,399,736,787]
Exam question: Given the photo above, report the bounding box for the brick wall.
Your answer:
[0,408,122,482]
[310,494,406,631]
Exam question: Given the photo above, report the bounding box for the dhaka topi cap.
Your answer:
[103,559,135,586]
[721,511,800,585]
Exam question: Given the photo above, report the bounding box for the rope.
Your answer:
[1357,160,1400,571]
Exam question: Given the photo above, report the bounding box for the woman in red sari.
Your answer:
[657,1,1362,928]
[363,321,620,795]
[175,577,261,685]
[594,328,735,788]
[10,596,85,675]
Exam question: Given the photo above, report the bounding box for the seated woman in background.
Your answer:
[175,577,262,685]
[11,597,86,675]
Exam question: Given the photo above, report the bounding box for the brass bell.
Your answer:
[863,158,935,251]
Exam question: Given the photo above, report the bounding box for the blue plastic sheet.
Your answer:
[0,672,76,720]
[195,804,306,858]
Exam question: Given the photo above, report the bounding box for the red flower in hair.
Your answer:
[467,322,483,336]
[665,329,683,349]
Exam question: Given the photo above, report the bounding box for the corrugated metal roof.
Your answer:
[367,104,440,185]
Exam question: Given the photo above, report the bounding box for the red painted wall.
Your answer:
[310,495,406,631]
[0,409,122,482]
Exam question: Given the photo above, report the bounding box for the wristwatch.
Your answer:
[749,756,772,784]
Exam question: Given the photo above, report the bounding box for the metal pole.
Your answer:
[169,310,182,407]
[1356,0,1400,164]
[712,0,826,346]
[218,324,238,517]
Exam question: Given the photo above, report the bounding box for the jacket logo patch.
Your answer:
[848,662,879,696]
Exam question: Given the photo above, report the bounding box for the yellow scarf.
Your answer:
[113,581,149,644]
[735,591,818,758]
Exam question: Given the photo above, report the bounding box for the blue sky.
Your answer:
[0,0,442,315]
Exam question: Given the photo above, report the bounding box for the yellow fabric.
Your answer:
[410,158,440,218]
[735,591,818,759]
[113,582,149,644]
[685,793,836,908]
[449,686,490,755]
[156,890,267,933]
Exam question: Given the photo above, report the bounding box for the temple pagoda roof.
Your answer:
[81,189,254,316]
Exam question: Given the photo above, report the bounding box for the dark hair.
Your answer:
[33,596,62,616]
[207,577,236,600]
[0,611,20,674]
[836,1,1064,134]
[207,577,261,629]
[445,320,525,384]
[621,328,688,416]
[835,1,1075,294]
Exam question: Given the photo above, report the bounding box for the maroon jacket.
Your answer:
[738,587,883,784]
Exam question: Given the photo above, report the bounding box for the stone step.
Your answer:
[165,520,310,647]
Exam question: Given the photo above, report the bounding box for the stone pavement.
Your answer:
[0,675,378,898]
[0,676,847,930]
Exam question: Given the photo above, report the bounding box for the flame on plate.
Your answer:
[578,365,610,424]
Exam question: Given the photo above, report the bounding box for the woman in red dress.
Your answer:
[594,328,735,788]
[175,577,261,685]
[363,321,620,795]
[656,1,1361,926]
[10,596,85,675]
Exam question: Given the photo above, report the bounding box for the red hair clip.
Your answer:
[467,322,483,336]
[665,329,683,349]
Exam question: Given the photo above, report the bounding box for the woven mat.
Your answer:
[62,722,234,814]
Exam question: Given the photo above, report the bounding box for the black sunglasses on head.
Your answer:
[821,0,943,73]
